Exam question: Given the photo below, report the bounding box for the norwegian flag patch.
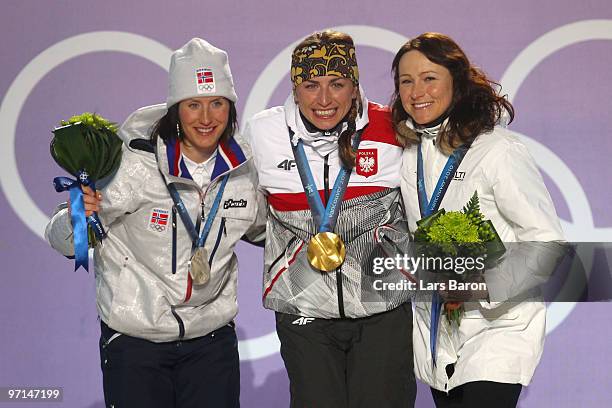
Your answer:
[149,208,169,232]
[196,68,215,94]
[356,149,378,177]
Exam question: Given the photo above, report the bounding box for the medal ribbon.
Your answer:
[416,141,470,367]
[53,170,106,271]
[166,174,229,249]
[288,127,363,233]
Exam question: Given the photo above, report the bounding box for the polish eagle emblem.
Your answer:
[359,156,375,173]
[356,149,378,178]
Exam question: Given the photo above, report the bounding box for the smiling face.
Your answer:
[397,50,453,126]
[178,96,229,163]
[294,76,357,130]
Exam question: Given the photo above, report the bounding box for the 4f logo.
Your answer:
[291,317,315,326]
[277,159,296,171]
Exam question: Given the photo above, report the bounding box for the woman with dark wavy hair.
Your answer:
[391,33,564,407]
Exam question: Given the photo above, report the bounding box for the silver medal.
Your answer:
[189,246,210,286]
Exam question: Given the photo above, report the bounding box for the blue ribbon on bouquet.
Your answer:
[417,142,470,367]
[53,170,106,271]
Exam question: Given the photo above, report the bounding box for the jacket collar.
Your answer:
[165,138,192,180]
[405,117,449,140]
[211,135,249,180]
[161,135,249,184]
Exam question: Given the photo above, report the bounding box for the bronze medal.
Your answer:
[189,246,210,286]
[307,232,346,272]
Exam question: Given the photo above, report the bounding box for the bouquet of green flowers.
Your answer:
[51,112,122,271]
[414,191,505,325]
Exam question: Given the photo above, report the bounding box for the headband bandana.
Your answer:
[290,42,359,87]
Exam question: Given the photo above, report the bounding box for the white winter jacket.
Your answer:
[245,93,412,318]
[401,125,564,391]
[46,104,265,342]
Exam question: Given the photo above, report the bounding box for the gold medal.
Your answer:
[189,246,210,286]
[307,232,346,272]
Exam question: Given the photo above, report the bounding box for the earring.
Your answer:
[176,122,181,138]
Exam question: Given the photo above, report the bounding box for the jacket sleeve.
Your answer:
[488,138,564,241]
[481,136,567,306]
[94,148,147,228]
[242,160,267,245]
[44,147,147,257]
[45,203,75,257]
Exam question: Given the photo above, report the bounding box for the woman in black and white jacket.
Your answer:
[246,30,416,408]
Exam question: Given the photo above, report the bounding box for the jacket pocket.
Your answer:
[267,237,298,275]
[263,237,300,300]
[172,206,177,274]
[100,321,124,350]
[106,255,132,329]
[218,189,256,222]
[208,217,226,267]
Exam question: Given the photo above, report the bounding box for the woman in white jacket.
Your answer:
[46,38,264,408]
[391,32,564,407]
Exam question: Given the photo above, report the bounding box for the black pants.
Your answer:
[99,321,239,408]
[431,381,522,408]
[275,303,416,408]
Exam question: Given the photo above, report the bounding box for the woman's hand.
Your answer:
[68,186,102,217]
[438,275,489,302]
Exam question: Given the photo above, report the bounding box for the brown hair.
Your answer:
[151,99,238,145]
[293,30,361,169]
[390,32,514,154]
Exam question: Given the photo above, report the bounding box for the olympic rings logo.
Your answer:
[1,23,612,361]
[198,83,215,92]
[150,224,166,232]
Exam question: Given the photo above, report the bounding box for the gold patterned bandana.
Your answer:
[291,41,359,87]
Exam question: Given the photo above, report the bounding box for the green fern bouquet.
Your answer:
[414,191,505,324]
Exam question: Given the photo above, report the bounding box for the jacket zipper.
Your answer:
[171,168,236,329]
[336,270,345,318]
[171,306,185,339]
[207,217,225,267]
[183,181,224,303]
[267,237,297,275]
[323,155,345,318]
[183,188,206,304]
[172,206,177,274]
